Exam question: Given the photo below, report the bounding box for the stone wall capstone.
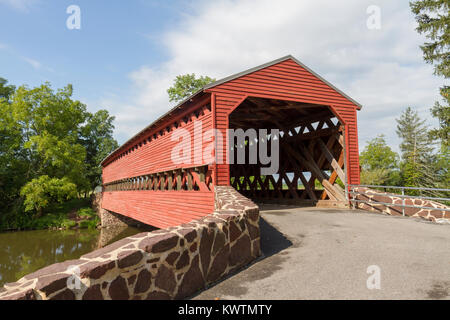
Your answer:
[354,187,450,223]
[0,186,260,300]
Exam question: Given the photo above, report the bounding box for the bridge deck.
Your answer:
[194,205,450,300]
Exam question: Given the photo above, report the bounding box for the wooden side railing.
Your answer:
[103,165,213,192]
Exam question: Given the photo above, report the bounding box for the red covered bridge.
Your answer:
[101,55,362,229]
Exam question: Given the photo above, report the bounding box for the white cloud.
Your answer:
[0,0,38,12]
[22,56,42,69]
[99,0,446,152]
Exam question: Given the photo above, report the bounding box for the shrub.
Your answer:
[77,207,96,218]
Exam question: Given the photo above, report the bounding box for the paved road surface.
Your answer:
[194,205,450,300]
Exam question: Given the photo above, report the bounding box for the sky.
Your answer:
[0,0,447,153]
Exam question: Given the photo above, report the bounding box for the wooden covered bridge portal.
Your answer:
[101,56,362,229]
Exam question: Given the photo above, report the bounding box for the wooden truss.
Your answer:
[229,97,346,204]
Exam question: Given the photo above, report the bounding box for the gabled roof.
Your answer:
[101,55,362,166]
[205,55,362,109]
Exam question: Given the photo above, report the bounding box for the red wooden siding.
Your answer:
[103,96,213,184]
[101,95,215,228]
[102,191,214,229]
[207,58,361,186]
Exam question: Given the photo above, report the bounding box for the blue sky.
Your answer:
[0,0,190,105]
[0,0,447,152]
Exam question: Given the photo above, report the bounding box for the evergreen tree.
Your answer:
[429,88,449,148]
[410,0,449,79]
[411,0,449,149]
[396,107,437,190]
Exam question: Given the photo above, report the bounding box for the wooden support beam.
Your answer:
[320,149,345,200]
[187,172,193,190]
[317,138,346,182]
[282,126,340,143]
[176,172,182,191]
[284,110,333,130]
[191,171,209,191]
[298,171,317,201]
[280,170,299,199]
[283,143,345,201]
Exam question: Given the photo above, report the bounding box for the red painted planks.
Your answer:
[209,58,360,186]
[102,191,214,229]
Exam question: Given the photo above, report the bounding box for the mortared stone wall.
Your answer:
[0,186,260,300]
[354,187,449,223]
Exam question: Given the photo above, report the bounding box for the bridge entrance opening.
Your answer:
[228,97,348,207]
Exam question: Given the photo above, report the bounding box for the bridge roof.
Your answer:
[101,55,362,166]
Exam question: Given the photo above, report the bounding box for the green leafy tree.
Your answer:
[396,107,437,189]
[167,74,215,103]
[0,81,28,216]
[0,81,118,225]
[360,135,400,185]
[20,176,77,217]
[79,109,119,192]
[360,135,399,170]
[9,83,89,187]
[360,168,391,186]
[0,77,15,101]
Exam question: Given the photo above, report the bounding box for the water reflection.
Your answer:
[0,226,151,287]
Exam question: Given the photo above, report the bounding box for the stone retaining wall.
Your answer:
[354,187,450,223]
[0,187,260,300]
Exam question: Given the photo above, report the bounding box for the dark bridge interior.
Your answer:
[229,97,347,205]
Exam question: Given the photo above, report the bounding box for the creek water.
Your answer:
[0,226,150,287]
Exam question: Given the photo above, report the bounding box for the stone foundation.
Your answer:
[354,187,450,223]
[0,187,260,300]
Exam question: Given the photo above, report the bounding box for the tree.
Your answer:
[79,109,119,192]
[429,90,449,190]
[359,135,400,185]
[410,0,449,79]
[167,74,215,103]
[20,176,77,217]
[396,107,437,189]
[411,0,449,150]
[0,81,119,222]
[360,135,399,170]
[0,77,15,101]
[429,88,449,148]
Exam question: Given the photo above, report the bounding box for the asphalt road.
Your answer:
[193,205,450,300]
